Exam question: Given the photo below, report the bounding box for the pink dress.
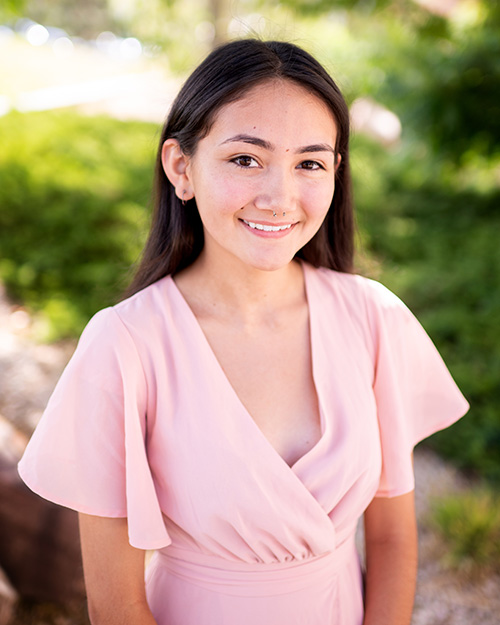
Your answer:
[18,263,469,625]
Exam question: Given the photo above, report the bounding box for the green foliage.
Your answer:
[0,0,26,20]
[430,489,500,573]
[0,111,157,340]
[344,0,500,483]
[260,0,396,18]
[22,0,119,39]
[355,1,500,161]
[1,0,498,484]
[352,133,500,483]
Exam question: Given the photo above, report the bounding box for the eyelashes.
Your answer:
[230,155,326,171]
[299,160,325,171]
[231,155,258,168]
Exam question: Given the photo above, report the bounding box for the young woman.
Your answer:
[19,39,469,625]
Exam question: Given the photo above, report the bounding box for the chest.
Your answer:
[197,311,322,468]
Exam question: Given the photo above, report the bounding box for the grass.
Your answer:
[430,488,500,575]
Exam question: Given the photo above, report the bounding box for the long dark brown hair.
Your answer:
[125,39,354,298]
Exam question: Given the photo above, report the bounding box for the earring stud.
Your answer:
[181,190,187,206]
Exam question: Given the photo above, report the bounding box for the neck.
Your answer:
[174,252,305,327]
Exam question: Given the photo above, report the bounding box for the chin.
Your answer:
[245,252,298,273]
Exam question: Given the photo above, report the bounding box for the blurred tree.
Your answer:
[367,1,500,161]
[0,0,26,20]
[2,0,498,480]
[343,0,500,482]
[23,0,119,38]
[254,0,407,18]
[209,0,230,46]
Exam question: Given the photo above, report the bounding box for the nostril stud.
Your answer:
[272,211,277,217]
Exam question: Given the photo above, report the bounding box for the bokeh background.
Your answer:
[0,0,499,623]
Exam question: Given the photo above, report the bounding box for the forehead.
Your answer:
[208,79,338,143]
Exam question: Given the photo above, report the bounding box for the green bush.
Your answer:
[0,111,157,340]
[352,133,500,484]
[0,89,498,485]
[430,489,500,573]
[340,0,500,483]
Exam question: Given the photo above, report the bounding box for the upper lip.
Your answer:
[240,218,296,226]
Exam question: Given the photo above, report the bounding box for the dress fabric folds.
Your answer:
[18,263,469,625]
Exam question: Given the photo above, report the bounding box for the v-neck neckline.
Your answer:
[166,261,327,473]
[168,261,326,472]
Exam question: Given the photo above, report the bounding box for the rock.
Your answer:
[0,413,85,604]
[0,566,18,625]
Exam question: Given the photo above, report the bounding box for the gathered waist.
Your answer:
[154,536,357,596]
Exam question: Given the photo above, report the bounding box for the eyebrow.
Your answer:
[296,143,335,155]
[220,134,335,155]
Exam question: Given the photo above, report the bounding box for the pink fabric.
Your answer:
[18,263,469,625]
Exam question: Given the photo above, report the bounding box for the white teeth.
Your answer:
[243,220,292,232]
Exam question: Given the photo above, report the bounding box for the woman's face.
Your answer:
[182,79,339,273]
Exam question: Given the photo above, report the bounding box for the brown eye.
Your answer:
[232,155,258,168]
[299,160,323,170]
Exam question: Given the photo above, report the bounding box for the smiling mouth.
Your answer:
[242,220,293,232]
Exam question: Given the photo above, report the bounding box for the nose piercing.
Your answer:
[283,212,286,217]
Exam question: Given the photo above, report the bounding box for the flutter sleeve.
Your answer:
[18,307,171,550]
[363,280,470,498]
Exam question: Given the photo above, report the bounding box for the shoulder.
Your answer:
[112,276,171,324]
[306,265,417,352]
[84,276,171,338]
[76,277,174,366]
[307,264,407,314]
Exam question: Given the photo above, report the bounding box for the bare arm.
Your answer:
[362,490,418,625]
[78,513,158,625]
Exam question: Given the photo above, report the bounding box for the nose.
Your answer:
[253,166,298,215]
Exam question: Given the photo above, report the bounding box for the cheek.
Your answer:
[302,180,335,218]
[197,169,253,214]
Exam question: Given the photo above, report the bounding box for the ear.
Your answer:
[161,139,195,201]
[335,152,342,173]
